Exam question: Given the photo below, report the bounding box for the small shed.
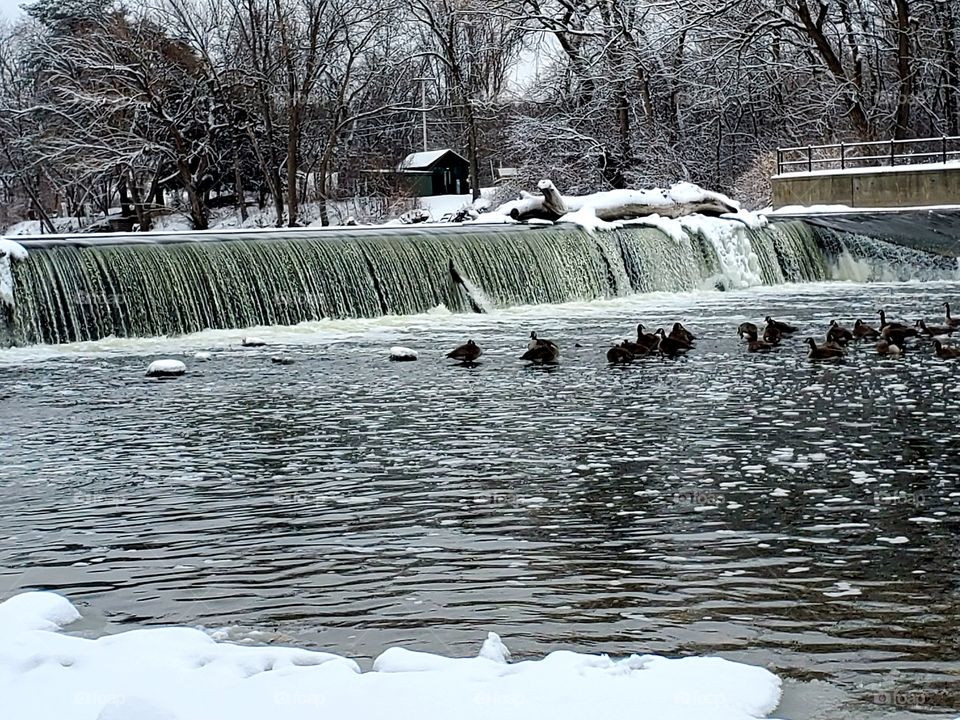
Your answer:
[397,149,470,196]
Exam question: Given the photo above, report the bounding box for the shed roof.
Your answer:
[398,149,467,171]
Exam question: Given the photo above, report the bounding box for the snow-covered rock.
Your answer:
[193,352,212,362]
[145,360,187,378]
[0,238,28,308]
[241,336,266,347]
[0,591,784,720]
[389,346,418,361]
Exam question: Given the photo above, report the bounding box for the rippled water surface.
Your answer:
[1,281,959,719]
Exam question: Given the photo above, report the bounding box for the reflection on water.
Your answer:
[1,281,958,719]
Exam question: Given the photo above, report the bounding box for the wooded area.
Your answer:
[1,0,958,231]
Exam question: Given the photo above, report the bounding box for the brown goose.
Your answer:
[934,340,960,359]
[806,337,844,360]
[765,316,798,334]
[763,320,783,345]
[877,309,915,334]
[881,324,916,347]
[738,322,758,339]
[916,319,955,337]
[620,338,654,356]
[447,339,483,362]
[521,342,559,364]
[944,303,960,329]
[876,339,903,356]
[668,323,694,347]
[671,322,696,344]
[826,320,853,345]
[655,328,689,357]
[606,345,635,364]
[742,328,774,353]
[635,323,660,347]
[852,319,881,341]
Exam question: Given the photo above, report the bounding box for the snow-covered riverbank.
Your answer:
[0,591,783,720]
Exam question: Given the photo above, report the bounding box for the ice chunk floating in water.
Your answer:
[0,591,782,720]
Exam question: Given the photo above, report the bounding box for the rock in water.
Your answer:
[271,355,295,365]
[242,336,266,347]
[193,351,212,361]
[389,346,418,362]
[146,360,186,378]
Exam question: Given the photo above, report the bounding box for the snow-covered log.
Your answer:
[496,180,740,223]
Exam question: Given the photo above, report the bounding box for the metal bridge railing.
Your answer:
[776,136,960,175]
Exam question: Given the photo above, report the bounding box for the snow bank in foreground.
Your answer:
[0,238,29,308]
[0,591,783,720]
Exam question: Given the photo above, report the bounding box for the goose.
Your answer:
[916,319,955,337]
[881,324,916,347]
[765,316,798,334]
[521,343,559,364]
[620,338,653,356]
[655,328,689,357]
[806,337,844,360]
[671,322,696,344]
[877,309,914,333]
[944,303,960,329]
[852,319,881,341]
[668,324,693,348]
[934,340,960,359]
[762,320,783,345]
[606,346,635,364]
[826,320,853,345]
[447,339,483,362]
[527,331,543,350]
[742,328,774,353]
[876,339,903,357]
[635,323,660,347]
[738,322,758,339]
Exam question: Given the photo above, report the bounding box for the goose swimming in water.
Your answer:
[944,303,960,329]
[521,342,559,364]
[635,324,660,347]
[762,319,783,345]
[521,333,559,364]
[606,345,635,364]
[742,328,774,353]
[667,324,693,348]
[655,328,689,357]
[876,339,903,356]
[765,316,798,334]
[738,322,758,339]
[826,320,853,345]
[671,322,696,344]
[447,339,483,362]
[916,319,955,337]
[852,319,881,341]
[934,340,960,359]
[877,309,914,333]
[806,337,844,360]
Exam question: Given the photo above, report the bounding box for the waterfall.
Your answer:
[1,219,950,346]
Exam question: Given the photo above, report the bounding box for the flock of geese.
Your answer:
[443,302,960,364]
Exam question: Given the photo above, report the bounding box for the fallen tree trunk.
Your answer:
[498,179,738,223]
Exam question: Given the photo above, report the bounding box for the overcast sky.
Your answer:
[0,0,23,21]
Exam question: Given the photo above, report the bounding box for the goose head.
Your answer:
[805,337,817,350]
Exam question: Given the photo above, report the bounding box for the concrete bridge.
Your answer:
[772,136,960,210]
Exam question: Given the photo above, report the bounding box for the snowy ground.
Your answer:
[0,591,783,720]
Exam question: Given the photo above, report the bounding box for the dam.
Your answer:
[3,217,958,347]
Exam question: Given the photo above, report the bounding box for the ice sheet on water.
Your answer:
[0,591,784,720]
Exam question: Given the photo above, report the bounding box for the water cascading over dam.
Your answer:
[2,220,956,346]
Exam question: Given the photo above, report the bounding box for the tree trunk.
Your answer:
[892,0,913,139]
